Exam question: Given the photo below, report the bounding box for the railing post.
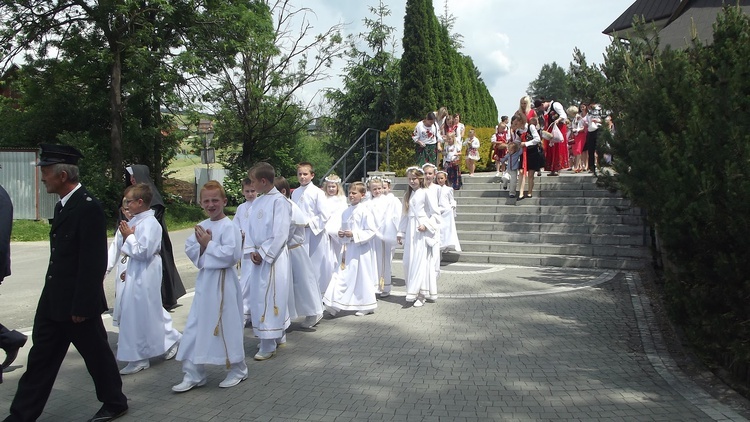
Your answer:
[375,131,380,172]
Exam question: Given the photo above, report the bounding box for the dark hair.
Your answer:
[426,112,437,121]
[501,115,509,122]
[241,177,252,186]
[274,176,290,198]
[533,99,544,108]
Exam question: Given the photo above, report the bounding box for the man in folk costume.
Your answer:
[246,163,292,361]
[292,162,335,295]
[535,98,570,176]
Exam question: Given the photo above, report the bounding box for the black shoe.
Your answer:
[1,330,28,369]
[86,406,128,422]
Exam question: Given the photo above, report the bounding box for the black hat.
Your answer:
[37,143,84,166]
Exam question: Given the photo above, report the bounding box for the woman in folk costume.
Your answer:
[321,174,348,263]
[398,167,440,308]
[365,177,400,297]
[173,181,246,392]
[246,163,292,361]
[126,165,186,310]
[274,176,324,330]
[535,98,570,176]
[412,112,442,166]
[323,182,378,317]
[435,171,461,253]
[106,184,181,375]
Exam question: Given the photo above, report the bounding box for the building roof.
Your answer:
[603,0,682,35]
[658,0,750,48]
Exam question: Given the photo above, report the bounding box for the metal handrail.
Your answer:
[321,128,386,183]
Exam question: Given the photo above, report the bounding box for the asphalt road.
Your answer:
[0,228,198,330]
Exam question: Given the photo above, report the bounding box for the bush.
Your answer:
[600,6,750,384]
[380,122,497,175]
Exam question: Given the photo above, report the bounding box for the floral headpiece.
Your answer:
[405,166,425,174]
[421,162,437,170]
[324,174,342,183]
[436,170,448,176]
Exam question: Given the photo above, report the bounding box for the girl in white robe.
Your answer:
[106,186,181,375]
[365,177,400,297]
[173,181,246,392]
[322,174,348,263]
[436,171,461,252]
[323,182,378,316]
[421,163,443,302]
[397,167,439,307]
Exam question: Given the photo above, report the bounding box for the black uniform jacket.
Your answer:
[38,186,109,322]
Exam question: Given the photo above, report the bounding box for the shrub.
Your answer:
[380,122,497,175]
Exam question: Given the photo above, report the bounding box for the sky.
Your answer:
[291,0,635,121]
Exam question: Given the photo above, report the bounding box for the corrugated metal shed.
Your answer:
[0,149,56,220]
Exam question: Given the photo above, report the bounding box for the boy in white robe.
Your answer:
[173,181,246,392]
[274,177,324,329]
[107,184,181,375]
[292,162,335,294]
[246,163,292,361]
[323,182,378,316]
[232,177,257,324]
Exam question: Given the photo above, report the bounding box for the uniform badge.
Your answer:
[257,209,264,219]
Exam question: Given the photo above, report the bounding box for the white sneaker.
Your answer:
[171,377,207,393]
[164,342,179,360]
[495,172,501,177]
[300,313,323,329]
[413,299,425,308]
[119,360,149,375]
[253,350,276,361]
[355,310,374,316]
[219,372,248,388]
[379,291,390,298]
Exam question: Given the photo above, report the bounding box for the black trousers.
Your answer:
[4,315,127,422]
[586,129,600,172]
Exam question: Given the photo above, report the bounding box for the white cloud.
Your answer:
[288,0,636,119]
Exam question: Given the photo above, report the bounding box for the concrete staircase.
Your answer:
[392,171,650,270]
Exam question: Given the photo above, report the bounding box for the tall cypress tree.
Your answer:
[398,0,435,120]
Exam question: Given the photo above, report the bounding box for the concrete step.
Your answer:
[456,240,649,259]
[454,207,643,225]
[452,195,636,207]
[453,228,646,246]
[452,188,621,198]
[454,219,642,235]
[393,250,645,270]
[458,204,641,216]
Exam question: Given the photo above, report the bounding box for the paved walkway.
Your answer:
[2,263,748,421]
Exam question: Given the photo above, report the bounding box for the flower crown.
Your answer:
[366,176,383,185]
[421,162,437,170]
[436,170,448,176]
[405,166,425,174]
[324,174,342,183]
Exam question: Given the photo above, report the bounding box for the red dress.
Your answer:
[543,110,570,172]
[492,131,508,162]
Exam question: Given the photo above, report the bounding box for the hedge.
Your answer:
[380,122,497,176]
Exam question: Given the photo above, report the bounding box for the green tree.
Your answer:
[527,62,572,106]
[568,48,606,106]
[325,0,400,180]
[599,5,750,383]
[398,0,436,120]
[209,0,345,183]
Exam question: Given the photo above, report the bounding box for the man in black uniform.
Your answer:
[3,144,128,422]
[0,181,28,384]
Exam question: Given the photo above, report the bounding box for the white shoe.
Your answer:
[379,291,390,298]
[413,299,425,308]
[219,373,248,388]
[171,377,207,393]
[119,360,149,375]
[325,305,338,317]
[164,342,179,360]
[254,350,276,361]
[300,313,323,329]
[275,334,287,348]
[355,310,374,316]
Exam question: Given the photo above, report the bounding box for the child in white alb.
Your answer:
[173,181,246,392]
[323,182,378,316]
[232,177,257,324]
[107,184,181,376]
